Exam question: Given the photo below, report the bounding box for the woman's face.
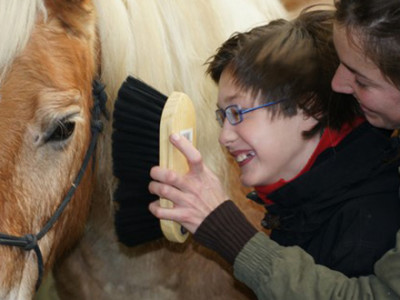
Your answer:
[217,69,319,187]
[332,24,400,129]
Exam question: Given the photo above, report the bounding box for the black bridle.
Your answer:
[0,80,108,291]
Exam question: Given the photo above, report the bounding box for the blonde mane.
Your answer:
[94,0,287,97]
[0,0,46,84]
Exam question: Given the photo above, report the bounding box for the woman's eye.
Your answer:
[355,79,368,88]
[46,121,75,143]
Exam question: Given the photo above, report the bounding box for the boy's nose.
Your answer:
[218,120,237,146]
[331,63,354,95]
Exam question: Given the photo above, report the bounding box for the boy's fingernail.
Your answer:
[170,133,180,141]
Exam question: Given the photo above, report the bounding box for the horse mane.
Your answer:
[0,0,47,84]
[93,0,287,98]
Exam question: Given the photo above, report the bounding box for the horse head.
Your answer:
[0,0,100,298]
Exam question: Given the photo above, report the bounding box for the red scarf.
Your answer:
[255,117,365,205]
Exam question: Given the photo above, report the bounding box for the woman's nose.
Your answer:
[331,63,354,94]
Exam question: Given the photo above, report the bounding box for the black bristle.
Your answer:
[112,76,168,246]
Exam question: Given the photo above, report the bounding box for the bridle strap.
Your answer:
[0,80,108,291]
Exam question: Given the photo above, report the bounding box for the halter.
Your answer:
[0,80,108,291]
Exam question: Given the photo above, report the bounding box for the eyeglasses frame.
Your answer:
[215,98,287,127]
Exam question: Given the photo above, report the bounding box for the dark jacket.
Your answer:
[265,123,400,276]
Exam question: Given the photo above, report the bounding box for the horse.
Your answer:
[0,0,297,299]
[0,1,103,299]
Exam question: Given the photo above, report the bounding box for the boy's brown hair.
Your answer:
[207,9,361,138]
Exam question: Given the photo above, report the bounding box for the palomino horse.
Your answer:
[0,1,103,299]
[0,0,319,299]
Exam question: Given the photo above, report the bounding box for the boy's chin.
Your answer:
[240,176,255,188]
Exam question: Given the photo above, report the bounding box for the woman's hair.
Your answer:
[207,9,361,138]
[335,0,400,89]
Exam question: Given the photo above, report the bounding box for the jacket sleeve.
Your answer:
[194,200,400,300]
[234,231,400,300]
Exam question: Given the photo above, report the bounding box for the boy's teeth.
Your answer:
[236,152,255,163]
[236,153,247,162]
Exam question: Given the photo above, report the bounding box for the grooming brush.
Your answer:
[112,76,196,245]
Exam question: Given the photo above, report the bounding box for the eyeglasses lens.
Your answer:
[226,106,242,125]
[216,109,225,127]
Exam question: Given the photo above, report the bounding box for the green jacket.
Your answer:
[234,231,400,299]
[194,200,400,300]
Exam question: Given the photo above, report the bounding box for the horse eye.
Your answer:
[46,121,76,143]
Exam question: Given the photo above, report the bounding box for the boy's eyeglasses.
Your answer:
[215,99,287,127]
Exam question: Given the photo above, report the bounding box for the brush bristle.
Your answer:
[112,76,167,246]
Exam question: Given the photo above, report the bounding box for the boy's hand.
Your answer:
[148,133,229,233]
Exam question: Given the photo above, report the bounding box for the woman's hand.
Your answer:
[148,133,229,233]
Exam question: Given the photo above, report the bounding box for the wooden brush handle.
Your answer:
[159,91,196,243]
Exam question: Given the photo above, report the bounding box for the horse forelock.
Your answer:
[0,0,98,88]
[0,0,46,86]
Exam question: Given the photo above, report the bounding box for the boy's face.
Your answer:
[332,24,400,129]
[217,69,319,187]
